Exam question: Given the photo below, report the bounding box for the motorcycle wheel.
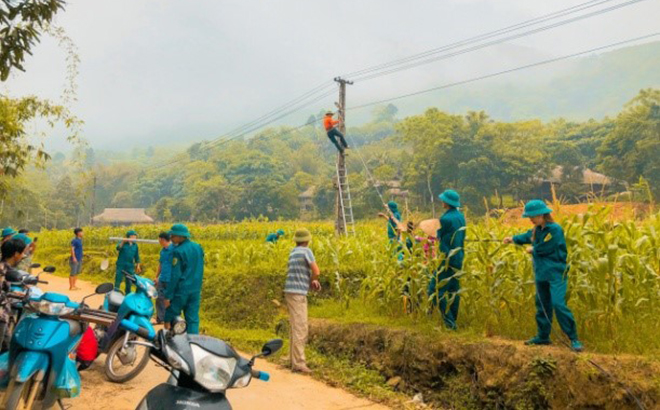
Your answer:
[104,334,151,383]
[5,377,44,410]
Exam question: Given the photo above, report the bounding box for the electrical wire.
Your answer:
[143,0,641,172]
[348,32,659,111]
[350,0,648,82]
[342,0,614,78]
[143,85,336,171]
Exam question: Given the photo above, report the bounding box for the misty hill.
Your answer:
[382,41,660,122]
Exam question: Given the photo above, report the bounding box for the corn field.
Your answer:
[35,204,660,355]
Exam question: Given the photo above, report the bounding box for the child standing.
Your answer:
[504,200,584,352]
[284,228,321,374]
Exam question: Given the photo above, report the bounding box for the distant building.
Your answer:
[535,166,614,199]
[374,179,409,201]
[92,208,155,226]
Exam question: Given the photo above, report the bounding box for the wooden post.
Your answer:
[334,77,352,236]
[90,174,97,226]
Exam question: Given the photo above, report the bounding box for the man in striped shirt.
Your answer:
[284,228,321,374]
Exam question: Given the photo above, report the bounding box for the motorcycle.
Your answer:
[119,318,283,410]
[94,270,157,383]
[3,265,50,351]
[0,280,114,410]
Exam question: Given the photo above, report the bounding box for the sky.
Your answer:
[2,0,659,151]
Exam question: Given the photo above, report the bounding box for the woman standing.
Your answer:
[504,200,583,351]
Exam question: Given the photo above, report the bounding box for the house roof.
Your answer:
[299,186,316,199]
[92,208,155,224]
[543,166,611,185]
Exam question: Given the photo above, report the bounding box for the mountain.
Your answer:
[378,41,660,122]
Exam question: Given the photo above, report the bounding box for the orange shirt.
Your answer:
[323,116,339,131]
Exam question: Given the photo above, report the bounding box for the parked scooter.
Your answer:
[94,269,157,383]
[0,281,114,410]
[120,318,283,410]
[3,265,51,351]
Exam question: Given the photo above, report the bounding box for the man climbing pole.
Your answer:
[428,189,465,330]
[324,111,348,153]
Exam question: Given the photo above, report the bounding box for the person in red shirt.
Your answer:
[323,111,348,153]
[76,326,98,370]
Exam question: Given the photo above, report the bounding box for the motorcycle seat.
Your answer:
[107,291,125,310]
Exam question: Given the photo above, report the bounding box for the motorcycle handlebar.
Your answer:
[38,280,48,284]
[251,369,270,382]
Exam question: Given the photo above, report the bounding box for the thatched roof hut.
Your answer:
[92,208,155,226]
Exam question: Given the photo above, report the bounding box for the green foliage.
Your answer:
[3,90,659,228]
[0,0,66,81]
[598,88,660,197]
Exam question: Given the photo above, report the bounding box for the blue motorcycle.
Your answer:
[94,271,157,383]
[0,281,114,410]
[2,265,49,352]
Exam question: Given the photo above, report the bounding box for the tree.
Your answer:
[0,0,66,81]
[598,89,660,196]
[372,104,398,123]
[0,96,79,196]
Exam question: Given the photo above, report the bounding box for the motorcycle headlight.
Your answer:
[231,372,252,388]
[191,344,236,392]
[29,300,75,316]
[164,344,190,374]
[145,283,158,298]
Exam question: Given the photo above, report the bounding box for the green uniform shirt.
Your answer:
[387,211,401,240]
[116,243,140,270]
[266,233,279,243]
[513,222,568,282]
[437,208,466,269]
[164,239,205,300]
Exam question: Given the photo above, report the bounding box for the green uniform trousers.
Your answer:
[114,267,133,294]
[165,292,201,335]
[534,274,578,341]
[428,268,460,329]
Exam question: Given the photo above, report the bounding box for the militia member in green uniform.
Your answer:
[163,224,205,334]
[504,200,584,352]
[115,230,141,293]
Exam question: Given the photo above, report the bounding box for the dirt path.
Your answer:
[36,274,390,410]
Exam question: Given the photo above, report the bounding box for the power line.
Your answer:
[141,3,650,174]
[143,85,336,171]
[342,0,617,78]
[143,33,658,174]
[349,32,659,111]
[147,0,640,173]
[351,0,648,82]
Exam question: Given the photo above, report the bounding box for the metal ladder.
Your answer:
[336,153,355,236]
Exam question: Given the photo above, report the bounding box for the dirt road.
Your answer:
[35,274,390,410]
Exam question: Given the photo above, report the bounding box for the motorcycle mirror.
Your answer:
[95,283,114,294]
[100,259,110,271]
[30,263,41,269]
[43,266,56,273]
[261,339,284,357]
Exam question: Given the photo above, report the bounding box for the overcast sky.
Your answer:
[2,0,659,151]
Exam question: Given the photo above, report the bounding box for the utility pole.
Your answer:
[90,174,97,226]
[333,76,353,236]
